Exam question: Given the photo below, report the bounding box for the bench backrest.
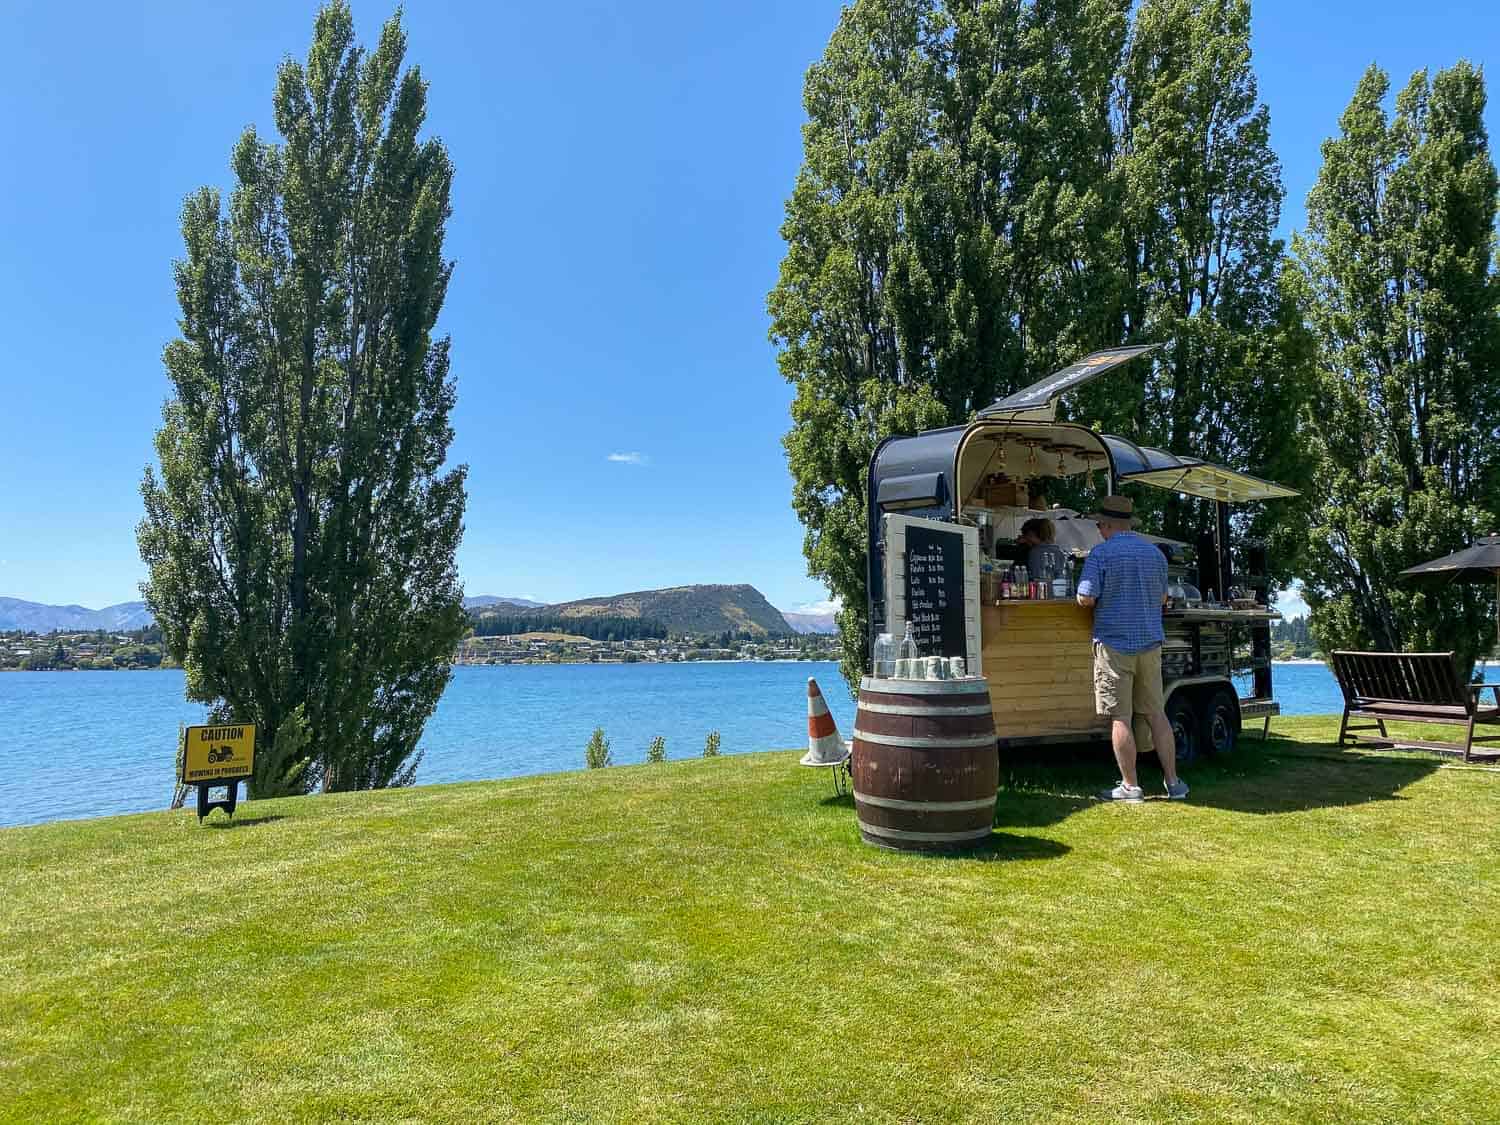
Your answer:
[1329,651,1465,707]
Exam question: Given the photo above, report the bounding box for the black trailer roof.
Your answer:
[870,422,1297,522]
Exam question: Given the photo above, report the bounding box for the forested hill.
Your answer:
[470,584,794,639]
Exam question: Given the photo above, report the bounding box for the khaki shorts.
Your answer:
[1093,642,1165,720]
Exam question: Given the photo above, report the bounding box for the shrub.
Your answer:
[646,736,666,763]
[585,728,612,769]
[703,730,721,758]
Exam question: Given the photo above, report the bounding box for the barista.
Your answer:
[1019,517,1070,581]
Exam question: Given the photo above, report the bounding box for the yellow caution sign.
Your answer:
[182,724,256,784]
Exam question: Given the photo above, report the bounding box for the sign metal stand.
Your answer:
[195,781,240,821]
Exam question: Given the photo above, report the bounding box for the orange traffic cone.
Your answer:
[801,677,850,767]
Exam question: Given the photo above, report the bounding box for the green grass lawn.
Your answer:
[3,716,1498,1123]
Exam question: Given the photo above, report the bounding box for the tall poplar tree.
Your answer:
[1289,62,1500,674]
[138,3,467,795]
[770,0,1129,686]
[772,0,1308,688]
[1093,0,1310,561]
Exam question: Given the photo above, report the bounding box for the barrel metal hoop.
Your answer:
[853,791,997,813]
[853,728,998,749]
[857,820,993,843]
[859,676,991,696]
[856,702,995,717]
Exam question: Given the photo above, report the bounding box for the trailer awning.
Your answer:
[977,345,1160,421]
[1099,433,1296,502]
[1113,446,1299,503]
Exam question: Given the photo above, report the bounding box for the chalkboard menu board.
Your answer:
[903,523,967,658]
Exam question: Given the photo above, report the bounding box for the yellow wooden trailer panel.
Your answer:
[982,601,1107,741]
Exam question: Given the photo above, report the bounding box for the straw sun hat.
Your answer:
[1089,495,1138,526]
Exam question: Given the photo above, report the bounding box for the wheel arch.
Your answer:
[1164,676,1238,718]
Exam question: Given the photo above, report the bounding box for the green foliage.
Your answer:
[771,0,1312,691]
[1289,62,1500,676]
[702,730,721,758]
[1101,0,1314,565]
[585,728,612,770]
[169,723,190,811]
[646,735,666,763]
[256,706,314,798]
[137,3,466,795]
[110,645,163,669]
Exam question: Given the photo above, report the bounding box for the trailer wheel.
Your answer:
[1202,688,1241,756]
[1166,692,1200,764]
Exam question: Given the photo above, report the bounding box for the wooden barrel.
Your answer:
[852,676,998,852]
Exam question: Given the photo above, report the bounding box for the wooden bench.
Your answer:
[1329,651,1500,762]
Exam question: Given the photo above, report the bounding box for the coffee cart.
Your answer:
[866,346,1298,760]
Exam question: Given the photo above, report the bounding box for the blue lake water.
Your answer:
[0,660,1351,828]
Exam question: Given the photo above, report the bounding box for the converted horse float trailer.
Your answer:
[866,345,1298,760]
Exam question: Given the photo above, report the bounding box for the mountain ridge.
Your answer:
[0,598,156,633]
[474,584,794,638]
[779,611,838,635]
[3,587,797,638]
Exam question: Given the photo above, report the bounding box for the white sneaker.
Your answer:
[1165,779,1190,800]
[1098,783,1145,803]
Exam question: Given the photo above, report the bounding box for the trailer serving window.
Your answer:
[955,423,1115,519]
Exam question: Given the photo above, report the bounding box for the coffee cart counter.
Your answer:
[981,600,1107,742]
[1163,607,1282,623]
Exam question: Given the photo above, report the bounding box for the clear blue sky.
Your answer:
[1,1,1494,613]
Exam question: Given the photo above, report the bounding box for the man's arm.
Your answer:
[1076,550,1102,608]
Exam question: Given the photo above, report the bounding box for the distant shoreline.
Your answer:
[0,666,180,674]
[3,657,845,674]
[7,656,1330,673]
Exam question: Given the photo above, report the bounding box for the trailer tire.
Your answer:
[1166,692,1200,765]
[1201,688,1241,756]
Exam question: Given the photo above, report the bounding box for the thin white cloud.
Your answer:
[791,598,841,616]
[607,452,648,466]
[1273,584,1309,619]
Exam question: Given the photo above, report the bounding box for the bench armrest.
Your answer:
[1468,683,1500,706]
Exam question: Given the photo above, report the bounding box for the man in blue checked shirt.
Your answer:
[1075,495,1188,803]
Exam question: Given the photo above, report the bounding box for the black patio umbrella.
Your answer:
[1400,535,1500,641]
